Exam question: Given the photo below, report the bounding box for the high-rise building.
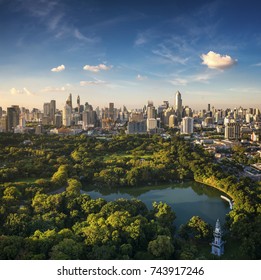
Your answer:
[50,100,56,124]
[204,116,214,127]
[0,107,2,118]
[7,106,19,132]
[109,102,114,120]
[129,111,144,122]
[163,107,175,126]
[147,101,156,119]
[169,114,178,128]
[77,95,80,112]
[127,120,147,134]
[147,118,157,131]
[82,102,97,129]
[43,102,50,117]
[181,116,193,134]
[55,113,62,128]
[0,115,7,132]
[225,121,240,140]
[184,106,192,117]
[66,93,73,108]
[175,91,182,121]
[62,104,72,126]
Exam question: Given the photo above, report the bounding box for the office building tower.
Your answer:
[175,91,182,121]
[208,104,211,112]
[147,118,157,131]
[19,116,26,128]
[127,120,147,134]
[77,95,80,112]
[7,106,19,132]
[147,101,156,119]
[43,103,50,117]
[163,107,175,126]
[66,93,73,108]
[0,107,2,118]
[181,116,193,134]
[35,124,44,135]
[63,104,72,126]
[129,111,144,122]
[225,121,240,140]
[169,115,178,128]
[204,117,214,127]
[109,102,114,120]
[184,106,192,117]
[50,100,56,124]
[82,103,97,129]
[55,113,62,128]
[0,115,7,132]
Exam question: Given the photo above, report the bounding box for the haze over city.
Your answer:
[0,0,261,110]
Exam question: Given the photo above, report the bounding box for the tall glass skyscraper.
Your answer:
[175,91,182,121]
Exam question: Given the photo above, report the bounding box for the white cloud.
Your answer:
[228,87,260,94]
[80,80,106,86]
[168,71,217,87]
[48,13,64,31]
[41,86,66,93]
[51,64,65,72]
[73,28,99,43]
[83,64,112,72]
[169,78,188,86]
[135,33,147,46]
[201,51,237,70]
[192,72,215,83]
[10,88,22,95]
[136,74,147,81]
[23,87,34,96]
[252,62,261,67]
[10,87,34,96]
[152,49,189,65]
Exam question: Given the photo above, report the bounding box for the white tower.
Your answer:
[211,219,225,256]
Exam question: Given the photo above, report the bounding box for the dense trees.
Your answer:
[0,187,176,259]
[0,133,260,259]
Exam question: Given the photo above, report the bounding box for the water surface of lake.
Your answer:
[83,181,230,227]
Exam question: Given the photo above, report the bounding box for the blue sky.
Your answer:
[0,0,261,111]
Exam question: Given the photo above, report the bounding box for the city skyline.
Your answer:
[1,0,261,110]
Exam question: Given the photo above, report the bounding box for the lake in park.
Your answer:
[83,181,230,228]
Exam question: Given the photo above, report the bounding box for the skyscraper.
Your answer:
[62,104,72,127]
[181,116,193,134]
[225,121,240,140]
[7,106,19,132]
[77,95,80,113]
[175,91,182,121]
[50,100,56,124]
[147,101,156,119]
[43,102,50,117]
[109,102,114,120]
[66,93,73,109]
